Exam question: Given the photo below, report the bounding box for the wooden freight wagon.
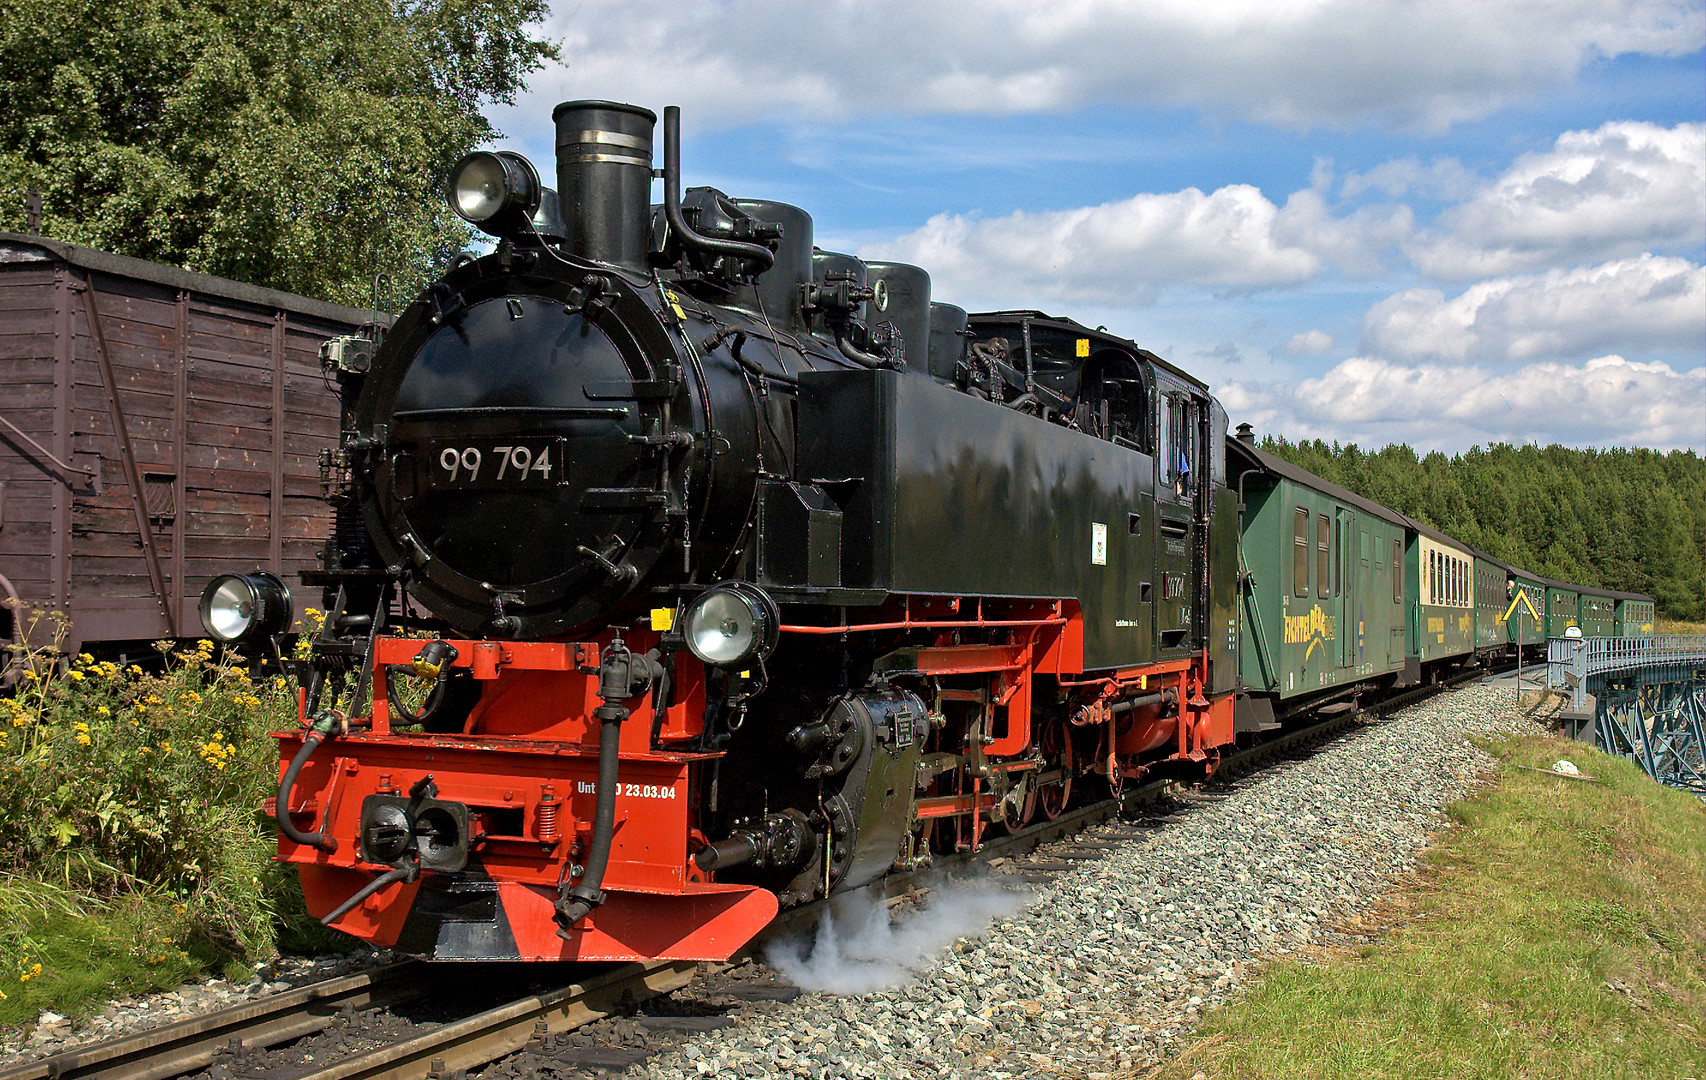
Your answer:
[0,233,384,655]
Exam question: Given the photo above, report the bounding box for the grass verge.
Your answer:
[1137,733,1705,1080]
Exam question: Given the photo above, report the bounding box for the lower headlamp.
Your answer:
[682,582,779,668]
[198,571,293,643]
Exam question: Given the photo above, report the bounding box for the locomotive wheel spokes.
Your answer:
[1036,716,1072,820]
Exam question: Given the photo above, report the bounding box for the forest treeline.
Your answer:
[1257,438,1705,621]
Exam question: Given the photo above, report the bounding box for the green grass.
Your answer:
[1138,735,1705,1080]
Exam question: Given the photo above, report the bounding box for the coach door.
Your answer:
[1337,507,1355,667]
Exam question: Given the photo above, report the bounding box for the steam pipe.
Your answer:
[277,726,339,853]
[1110,689,1172,716]
[833,326,894,370]
[662,106,776,271]
[555,706,623,935]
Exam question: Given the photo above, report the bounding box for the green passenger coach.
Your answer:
[1406,519,1476,667]
[1470,549,1508,653]
[1613,593,1655,637]
[1226,440,1411,712]
[1544,581,1581,637]
[1503,565,1549,650]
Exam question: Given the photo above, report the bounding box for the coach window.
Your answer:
[1316,514,1330,599]
[1392,539,1403,603]
[1293,508,1309,597]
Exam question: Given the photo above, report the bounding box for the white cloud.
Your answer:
[862,186,1322,308]
[1226,354,1706,451]
[1406,122,1706,279]
[514,1,1703,132]
[1283,329,1336,354]
[1361,255,1705,363]
[1339,157,1479,201]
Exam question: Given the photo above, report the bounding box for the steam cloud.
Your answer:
[768,874,1034,995]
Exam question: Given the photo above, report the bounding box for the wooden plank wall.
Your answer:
[0,263,63,645]
[0,255,353,652]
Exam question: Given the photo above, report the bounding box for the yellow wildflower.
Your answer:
[97,705,111,716]
[76,733,91,747]
[77,652,94,665]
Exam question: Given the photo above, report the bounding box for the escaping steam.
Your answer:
[768,874,1034,995]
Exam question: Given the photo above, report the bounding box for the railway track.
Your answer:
[4,662,1500,1080]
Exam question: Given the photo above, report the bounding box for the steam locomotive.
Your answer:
[197,101,1616,963]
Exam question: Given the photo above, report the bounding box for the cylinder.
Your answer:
[927,302,969,384]
[864,261,931,371]
[551,100,656,272]
[730,199,813,330]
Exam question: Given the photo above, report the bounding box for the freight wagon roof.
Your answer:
[0,233,392,327]
[1227,439,1409,529]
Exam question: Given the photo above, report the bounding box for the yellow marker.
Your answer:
[662,289,687,322]
[650,608,675,632]
[1501,591,1541,625]
[1076,337,1090,357]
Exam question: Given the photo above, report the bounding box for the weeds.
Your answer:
[0,602,312,1024]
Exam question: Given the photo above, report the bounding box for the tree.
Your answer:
[0,0,557,309]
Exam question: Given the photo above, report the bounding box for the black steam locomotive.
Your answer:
[209,101,1242,961]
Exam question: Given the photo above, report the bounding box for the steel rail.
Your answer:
[0,961,425,1080]
[294,960,703,1080]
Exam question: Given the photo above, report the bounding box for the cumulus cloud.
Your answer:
[1225,354,1705,451]
[512,1,1702,132]
[863,185,1332,307]
[1361,255,1705,363]
[1406,122,1706,279]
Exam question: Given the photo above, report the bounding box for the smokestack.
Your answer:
[550,100,656,272]
[1235,422,1256,445]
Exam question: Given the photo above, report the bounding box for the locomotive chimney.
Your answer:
[1235,422,1256,445]
[550,100,656,272]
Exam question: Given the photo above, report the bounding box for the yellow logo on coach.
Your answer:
[1284,605,1337,645]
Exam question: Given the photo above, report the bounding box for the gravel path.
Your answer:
[628,682,1549,1080]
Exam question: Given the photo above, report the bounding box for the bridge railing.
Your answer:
[1548,635,1706,711]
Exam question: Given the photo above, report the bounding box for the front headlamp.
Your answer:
[198,571,293,643]
[446,150,542,236]
[682,582,779,668]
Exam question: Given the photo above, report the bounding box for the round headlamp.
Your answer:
[446,150,542,235]
[198,571,293,643]
[682,583,779,668]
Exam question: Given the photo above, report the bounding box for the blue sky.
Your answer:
[488,1,1705,454]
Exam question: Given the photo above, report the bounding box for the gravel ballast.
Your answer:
[629,682,1546,1080]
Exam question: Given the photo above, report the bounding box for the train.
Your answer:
[194,100,1655,963]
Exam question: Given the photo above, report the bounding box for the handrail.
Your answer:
[1547,634,1706,710]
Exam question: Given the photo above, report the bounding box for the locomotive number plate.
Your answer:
[421,437,566,490]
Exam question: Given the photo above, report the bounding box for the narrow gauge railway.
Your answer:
[1,666,1487,1080]
[187,97,1652,977]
